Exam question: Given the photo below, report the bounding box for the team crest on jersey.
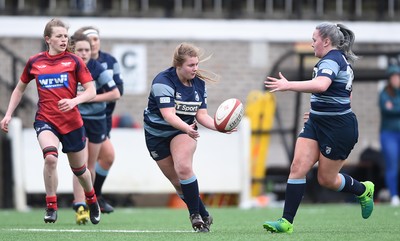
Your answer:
[325,146,332,155]
[38,73,69,88]
[175,92,182,100]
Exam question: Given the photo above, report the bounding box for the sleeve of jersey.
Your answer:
[97,65,117,91]
[20,58,34,83]
[152,77,175,109]
[317,59,339,81]
[99,71,117,91]
[112,60,123,85]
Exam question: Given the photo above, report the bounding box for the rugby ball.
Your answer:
[214,98,244,132]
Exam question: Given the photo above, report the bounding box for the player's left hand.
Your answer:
[58,99,76,112]
[265,72,289,92]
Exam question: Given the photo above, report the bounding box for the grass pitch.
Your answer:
[0,204,398,241]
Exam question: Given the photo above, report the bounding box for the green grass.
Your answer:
[0,204,399,241]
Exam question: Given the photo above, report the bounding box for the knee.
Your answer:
[71,164,87,177]
[176,165,192,179]
[99,151,115,166]
[43,146,58,167]
[289,160,305,176]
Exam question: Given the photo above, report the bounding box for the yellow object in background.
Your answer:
[245,90,276,197]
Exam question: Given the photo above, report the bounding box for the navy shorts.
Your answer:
[83,118,107,144]
[33,120,86,153]
[299,112,358,160]
[144,130,184,161]
[105,114,112,138]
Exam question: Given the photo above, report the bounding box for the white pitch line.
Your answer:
[3,228,192,233]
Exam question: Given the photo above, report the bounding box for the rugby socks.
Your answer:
[282,178,306,224]
[337,173,365,196]
[180,176,200,215]
[94,162,109,196]
[85,188,97,205]
[179,194,209,217]
[46,195,58,210]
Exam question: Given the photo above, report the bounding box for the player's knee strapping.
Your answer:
[71,164,87,176]
[42,146,58,159]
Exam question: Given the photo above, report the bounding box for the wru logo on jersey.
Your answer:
[38,73,69,88]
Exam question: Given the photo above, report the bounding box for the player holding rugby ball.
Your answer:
[143,42,236,232]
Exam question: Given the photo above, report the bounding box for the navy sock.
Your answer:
[282,179,306,224]
[337,173,365,196]
[94,162,109,196]
[180,176,200,215]
[179,194,209,217]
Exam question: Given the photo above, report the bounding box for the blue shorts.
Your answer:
[33,120,86,153]
[299,112,358,160]
[144,130,184,161]
[83,118,107,144]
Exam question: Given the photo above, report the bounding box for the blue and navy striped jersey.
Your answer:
[143,67,207,137]
[310,49,354,116]
[97,50,123,118]
[78,58,117,119]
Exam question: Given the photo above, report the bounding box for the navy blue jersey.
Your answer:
[143,67,207,137]
[310,50,354,116]
[78,59,117,119]
[96,50,124,118]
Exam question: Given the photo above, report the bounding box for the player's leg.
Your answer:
[170,134,208,232]
[263,137,319,233]
[72,139,99,225]
[37,129,61,223]
[72,174,89,225]
[157,154,212,232]
[64,127,100,225]
[94,137,115,213]
[317,155,373,219]
[318,112,374,219]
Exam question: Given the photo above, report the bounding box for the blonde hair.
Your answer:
[173,42,219,83]
[316,22,358,63]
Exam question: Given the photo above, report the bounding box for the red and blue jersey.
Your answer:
[21,51,93,134]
